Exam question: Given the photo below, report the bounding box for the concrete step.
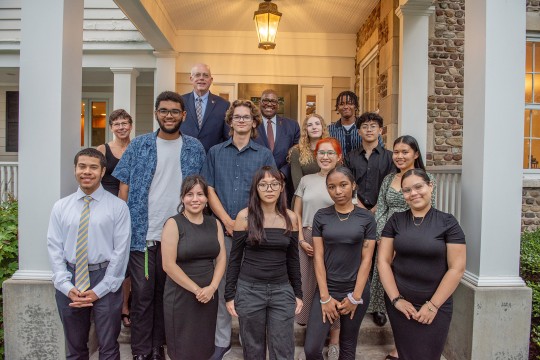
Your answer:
[92,343,447,359]
[117,314,394,347]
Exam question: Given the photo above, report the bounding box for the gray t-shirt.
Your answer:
[295,173,333,228]
[146,136,183,241]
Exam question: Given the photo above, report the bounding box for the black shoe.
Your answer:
[133,355,149,360]
[150,346,165,360]
[372,311,387,327]
[209,344,232,360]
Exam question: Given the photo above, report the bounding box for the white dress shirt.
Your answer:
[47,185,131,298]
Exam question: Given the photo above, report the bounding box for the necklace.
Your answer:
[335,208,354,222]
[412,215,424,227]
[182,211,203,224]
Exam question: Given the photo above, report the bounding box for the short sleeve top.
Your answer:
[382,207,465,293]
[295,174,333,227]
[312,206,376,293]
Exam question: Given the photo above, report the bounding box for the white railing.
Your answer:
[428,166,462,222]
[0,162,18,201]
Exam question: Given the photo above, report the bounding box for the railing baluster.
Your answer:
[428,166,462,223]
[0,162,19,201]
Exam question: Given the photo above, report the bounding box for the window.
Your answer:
[360,47,379,113]
[5,91,18,152]
[525,39,540,169]
[81,99,109,147]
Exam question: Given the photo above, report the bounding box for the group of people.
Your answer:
[46,62,466,360]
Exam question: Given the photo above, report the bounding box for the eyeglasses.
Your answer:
[111,122,131,128]
[157,108,182,117]
[360,124,379,131]
[317,150,337,157]
[192,72,211,79]
[261,98,279,105]
[257,182,282,191]
[232,115,253,122]
[401,182,428,195]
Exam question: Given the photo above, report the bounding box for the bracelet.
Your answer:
[299,240,306,245]
[320,296,332,304]
[347,293,363,305]
[391,295,404,307]
[427,300,439,310]
[425,301,436,313]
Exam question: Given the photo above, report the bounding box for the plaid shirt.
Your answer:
[202,138,276,219]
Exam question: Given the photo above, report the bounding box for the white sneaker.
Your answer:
[327,344,339,360]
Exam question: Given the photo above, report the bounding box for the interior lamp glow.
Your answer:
[254,0,282,50]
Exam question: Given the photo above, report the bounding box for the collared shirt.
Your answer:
[202,138,276,219]
[344,144,396,210]
[262,116,277,143]
[193,90,209,120]
[328,119,384,155]
[47,185,131,298]
[113,131,206,251]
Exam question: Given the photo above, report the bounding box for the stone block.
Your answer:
[3,279,65,360]
[445,281,532,360]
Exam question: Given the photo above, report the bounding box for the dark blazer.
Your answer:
[181,91,230,153]
[254,115,300,179]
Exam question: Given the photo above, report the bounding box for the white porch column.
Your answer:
[445,1,531,359]
[395,0,434,158]
[153,51,177,131]
[4,0,84,358]
[111,67,139,138]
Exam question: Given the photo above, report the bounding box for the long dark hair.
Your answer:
[247,166,292,245]
[393,135,426,171]
[176,175,210,215]
[326,166,357,200]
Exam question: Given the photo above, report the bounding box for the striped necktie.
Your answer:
[196,97,203,129]
[75,195,92,292]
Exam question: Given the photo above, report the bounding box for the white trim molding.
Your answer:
[12,269,53,281]
[462,271,527,287]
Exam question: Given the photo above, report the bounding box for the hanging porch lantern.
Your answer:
[254,0,282,50]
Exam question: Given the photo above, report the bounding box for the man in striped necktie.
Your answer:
[47,148,131,359]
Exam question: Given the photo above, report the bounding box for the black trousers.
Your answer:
[55,266,123,360]
[129,244,166,355]
[304,284,370,360]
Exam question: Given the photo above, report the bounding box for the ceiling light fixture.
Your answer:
[254,0,282,50]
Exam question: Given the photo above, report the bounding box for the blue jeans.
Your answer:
[235,279,296,360]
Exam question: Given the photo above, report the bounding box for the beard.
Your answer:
[156,117,182,134]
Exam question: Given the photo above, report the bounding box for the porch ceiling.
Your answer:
[159,0,379,34]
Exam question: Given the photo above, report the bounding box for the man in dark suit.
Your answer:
[181,63,230,152]
[254,89,300,205]
[254,89,300,179]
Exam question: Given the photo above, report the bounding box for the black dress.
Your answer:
[381,207,466,360]
[101,143,120,196]
[163,214,220,360]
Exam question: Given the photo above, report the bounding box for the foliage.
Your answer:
[0,199,19,358]
[521,229,540,359]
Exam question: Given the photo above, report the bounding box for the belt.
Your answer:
[67,261,109,272]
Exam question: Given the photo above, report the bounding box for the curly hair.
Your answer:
[288,113,329,166]
[225,99,262,139]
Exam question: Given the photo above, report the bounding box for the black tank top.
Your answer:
[101,143,121,196]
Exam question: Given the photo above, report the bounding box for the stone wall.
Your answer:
[426,0,465,166]
[522,182,540,232]
[527,0,540,12]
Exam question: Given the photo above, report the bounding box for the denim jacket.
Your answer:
[113,131,206,251]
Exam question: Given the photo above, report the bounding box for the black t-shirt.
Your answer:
[225,228,301,301]
[312,206,376,293]
[382,207,466,293]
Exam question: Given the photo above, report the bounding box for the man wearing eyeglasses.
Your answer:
[181,63,230,152]
[254,89,300,206]
[113,91,206,360]
[202,99,276,360]
[344,112,395,213]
